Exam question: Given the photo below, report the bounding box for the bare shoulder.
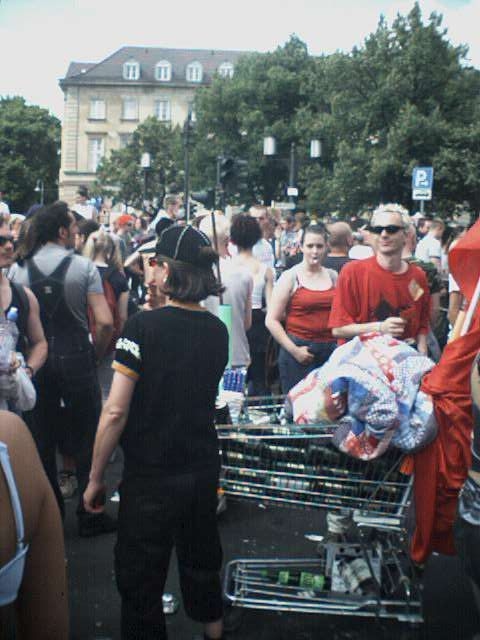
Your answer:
[0,411,36,451]
[23,286,40,308]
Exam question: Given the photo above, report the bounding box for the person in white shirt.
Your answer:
[71,186,98,222]
[248,206,275,270]
[199,213,253,369]
[0,190,10,218]
[415,218,445,270]
[148,194,183,231]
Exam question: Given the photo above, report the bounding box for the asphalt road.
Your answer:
[65,454,480,640]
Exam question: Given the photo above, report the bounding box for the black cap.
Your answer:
[154,224,211,266]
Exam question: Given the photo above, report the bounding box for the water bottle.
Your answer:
[162,592,179,614]
[0,307,19,373]
[260,567,327,592]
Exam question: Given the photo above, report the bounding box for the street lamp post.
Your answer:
[34,179,44,205]
[183,109,195,223]
[263,136,322,204]
[140,152,151,206]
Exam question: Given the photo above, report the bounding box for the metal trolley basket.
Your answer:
[217,395,423,624]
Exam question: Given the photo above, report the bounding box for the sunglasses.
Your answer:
[369,225,404,235]
[0,235,14,246]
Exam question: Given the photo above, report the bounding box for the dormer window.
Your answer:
[155,60,172,82]
[123,59,140,80]
[186,61,203,83]
[218,62,234,78]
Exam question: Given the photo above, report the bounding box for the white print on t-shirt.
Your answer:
[116,337,141,360]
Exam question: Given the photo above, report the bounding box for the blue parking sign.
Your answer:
[412,167,434,200]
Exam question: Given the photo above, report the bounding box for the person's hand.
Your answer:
[9,353,21,373]
[381,316,407,337]
[83,479,107,514]
[293,345,315,365]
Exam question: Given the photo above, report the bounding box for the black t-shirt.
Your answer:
[97,266,129,300]
[113,306,228,476]
[323,255,351,274]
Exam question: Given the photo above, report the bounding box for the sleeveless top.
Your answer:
[5,282,29,354]
[0,441,29,606]
[285,267,337,342]
[251,264,268,310]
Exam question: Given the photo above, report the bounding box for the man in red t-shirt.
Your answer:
[329,204,430,354]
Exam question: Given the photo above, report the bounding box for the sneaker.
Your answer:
[78,512,117,538]
[59,471,78,499]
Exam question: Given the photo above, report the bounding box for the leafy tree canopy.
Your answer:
[88,3,480,219]
[189,4,480,217]
[0,97,60,212]
[95,117,183,209]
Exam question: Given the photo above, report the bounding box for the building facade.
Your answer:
[59,46,245,203]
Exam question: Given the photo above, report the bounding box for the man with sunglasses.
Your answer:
[329,204,430,354]
[0,216,47,402]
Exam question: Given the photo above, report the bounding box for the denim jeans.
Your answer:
[278,333,336,394]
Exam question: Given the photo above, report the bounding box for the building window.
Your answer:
[122,98,138,120]
[88,137,105,172]
[123,60,140,80]
[119,133,133,149]
[186,61,203,83]
[154,100,171,122]
[89,98,106,120]
[218,62,234,78]
[155,60,172,82]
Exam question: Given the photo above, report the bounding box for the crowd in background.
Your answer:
[0,184,473,639]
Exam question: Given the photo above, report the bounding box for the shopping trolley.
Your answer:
[217,395,423,624]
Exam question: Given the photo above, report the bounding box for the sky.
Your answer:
[1,0,479,120]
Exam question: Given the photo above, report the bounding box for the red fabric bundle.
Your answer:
[411,220,480,562]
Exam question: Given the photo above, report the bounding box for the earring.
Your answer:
[163,276,167,283]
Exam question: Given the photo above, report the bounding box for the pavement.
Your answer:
[65,452,480,640]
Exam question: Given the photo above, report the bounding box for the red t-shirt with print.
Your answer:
[328,256,430,340]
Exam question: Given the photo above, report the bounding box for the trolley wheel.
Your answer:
[223,603,244,633]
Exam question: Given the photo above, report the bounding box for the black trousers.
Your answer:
[26,335,101,518]
[115,467,223,640]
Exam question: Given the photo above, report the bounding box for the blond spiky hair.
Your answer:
[371,203,411,228]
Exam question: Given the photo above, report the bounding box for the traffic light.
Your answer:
[234,158,248,192]
[219,157,235,189]
[191,189,215,210]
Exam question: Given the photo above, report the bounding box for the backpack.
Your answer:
[88,266,122,354]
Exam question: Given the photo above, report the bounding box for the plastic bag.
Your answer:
[12,366,36,412]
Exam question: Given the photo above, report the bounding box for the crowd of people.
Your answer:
[0,183,475,639]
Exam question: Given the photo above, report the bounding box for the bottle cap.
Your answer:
[6,306,18,322]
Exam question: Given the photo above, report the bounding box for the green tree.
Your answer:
[300,4,480,216]
[190,35,316,205]
[0,97,60,212]
[95,117,183,209]
[188,6,480,217]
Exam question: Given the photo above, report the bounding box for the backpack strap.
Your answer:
[26,256,81,337]
[102,265,116,282]
[10,282,30,323]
